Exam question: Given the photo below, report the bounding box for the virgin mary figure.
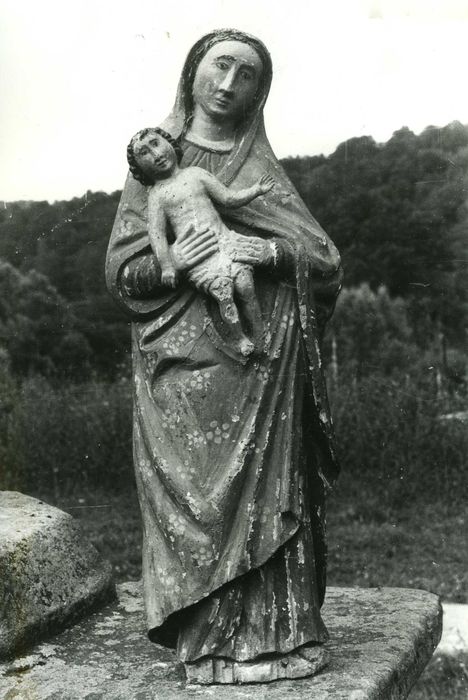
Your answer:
[106,29,343,684]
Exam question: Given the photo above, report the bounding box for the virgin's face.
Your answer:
[192,40,263,122]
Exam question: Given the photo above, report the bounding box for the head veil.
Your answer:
[106,29,342,486]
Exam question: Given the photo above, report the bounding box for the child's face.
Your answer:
[133,131,177,179]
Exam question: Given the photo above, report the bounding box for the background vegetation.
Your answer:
[1,121,467,697]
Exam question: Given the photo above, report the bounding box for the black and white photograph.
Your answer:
[1,1,467,697]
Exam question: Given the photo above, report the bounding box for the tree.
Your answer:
[324,284,417,378]
[0,260,92,379]
[282,122,468,345]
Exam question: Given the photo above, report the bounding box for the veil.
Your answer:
[105,29,342,487]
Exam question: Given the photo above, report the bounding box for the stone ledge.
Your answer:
[0,492,115,660]
[0,582,441,699]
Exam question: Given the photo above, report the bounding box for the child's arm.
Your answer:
[147,189,177,288]
[201,171,275,209]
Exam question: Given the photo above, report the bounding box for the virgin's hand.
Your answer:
[229,234,275,266]
[170,225,218,272]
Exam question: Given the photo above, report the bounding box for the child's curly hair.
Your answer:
[127,127,183,186]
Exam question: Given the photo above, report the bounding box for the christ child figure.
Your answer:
[127,127,275,356]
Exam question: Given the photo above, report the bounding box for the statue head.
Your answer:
[127,127,182,185]
[180,30,272,127]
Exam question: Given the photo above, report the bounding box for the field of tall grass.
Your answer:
[1,363,466,507]
[1,362,466,598]
[0,369,132,498]
[1,363,467,697]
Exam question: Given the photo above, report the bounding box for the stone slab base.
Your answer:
[0,582,441,699]
[0,492,115,660]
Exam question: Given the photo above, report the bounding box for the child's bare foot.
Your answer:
[237,337,255,356]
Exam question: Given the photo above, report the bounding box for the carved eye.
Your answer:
[240,70,253,81]
[215,60,229,70]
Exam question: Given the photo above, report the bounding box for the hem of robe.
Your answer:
[146,524,328,663]
[145,514,301,648]
[183,639,328,670]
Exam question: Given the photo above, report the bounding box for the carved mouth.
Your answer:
[213,96,231,108]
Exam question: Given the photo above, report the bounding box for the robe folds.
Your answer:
[105,31,343,664]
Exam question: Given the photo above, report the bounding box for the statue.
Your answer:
[127,126,275,355]
[106,29,343,685]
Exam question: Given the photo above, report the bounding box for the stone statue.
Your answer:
[106,28,343,685]
[127,126,275,355]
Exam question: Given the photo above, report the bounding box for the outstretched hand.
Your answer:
[170,225,218,272]
[257,173,275,195]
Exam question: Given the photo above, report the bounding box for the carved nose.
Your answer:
[218,67,236,93]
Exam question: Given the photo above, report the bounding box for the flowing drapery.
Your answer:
[106,30,342,663]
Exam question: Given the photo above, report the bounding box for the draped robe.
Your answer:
[106,30,343,665]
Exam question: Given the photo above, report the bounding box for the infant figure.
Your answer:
[127,127,275,356]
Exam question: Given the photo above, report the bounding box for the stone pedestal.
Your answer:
[0,492,115,660]
[0,582,442,699]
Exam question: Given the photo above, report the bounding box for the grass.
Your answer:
[51,484,468,604]
[327,497,468,603]
[2,367,466,697]
[45,484,468,699]
[410,654,468,699]
[55,489,143,582]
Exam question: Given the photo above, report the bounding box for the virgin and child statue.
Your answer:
[106,29,343,685]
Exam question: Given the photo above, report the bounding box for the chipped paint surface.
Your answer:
[105,43,343,675]
[0,583,442,699]
[129,258,331,660]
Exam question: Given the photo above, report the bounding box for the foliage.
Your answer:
[57,491,142,582]
[0,191,121,300]
[329,372,467,510]
[0,370,133,498]
[1,124,467,699]
[0,121,467,379]
[283,121,468,345]
[0,191,129,379]
[324,283,467,404]
[410,654,468,700]
[0,363,23,489]
[1,359,465,513]
[324,283,417,378]
[0,260,94,379]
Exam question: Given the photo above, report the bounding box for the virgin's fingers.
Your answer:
[183,231,217,252]
[240,238,263,248]
[233,254,257,264]
[191,241,219,257]
[177,223,196,242]
[238,245,262,255]
[189,246,218,267]
[179,225,211,244]
[186,239,219,258]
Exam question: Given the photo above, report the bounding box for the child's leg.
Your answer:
[208,276,254,356]
[233,267,264,351]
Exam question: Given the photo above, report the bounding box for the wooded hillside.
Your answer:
[1,121,466,380]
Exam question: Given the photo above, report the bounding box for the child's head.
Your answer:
[127,128,182,185]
